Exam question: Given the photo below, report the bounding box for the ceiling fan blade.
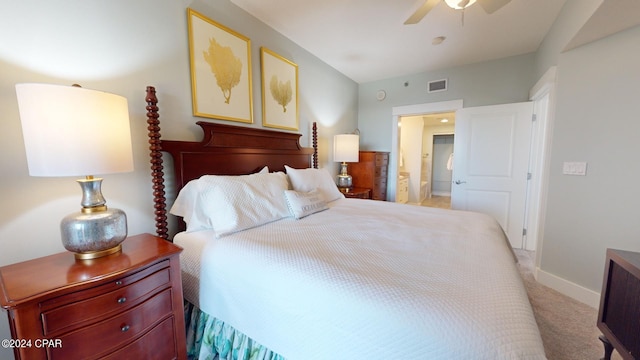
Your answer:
[476,0,511,14]
[404,0,440,25]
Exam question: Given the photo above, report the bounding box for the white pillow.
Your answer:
[170,179,210,231]
[170,171,289,234]
[202,172,290,237]
[171,166,269,225]
[284,166,344,202]
[284,189,328,219]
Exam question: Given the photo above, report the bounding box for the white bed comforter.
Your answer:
[175,199,546,360]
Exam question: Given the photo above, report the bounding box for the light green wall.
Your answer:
[541,24,640,291]
[528,0,640,301]
[0,1,357,356]
[533,0,604,80]
[357,53,536,152]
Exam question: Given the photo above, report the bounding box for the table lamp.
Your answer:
[333,134,359,189]
[15,83,134,260]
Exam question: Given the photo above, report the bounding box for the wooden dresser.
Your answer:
[349,151,389,201]
[0,233,187,360]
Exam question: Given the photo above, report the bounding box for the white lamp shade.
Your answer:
[333,134,360,162]
[16,83,134,177]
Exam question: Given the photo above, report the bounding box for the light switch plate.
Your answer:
[562,162,587,176]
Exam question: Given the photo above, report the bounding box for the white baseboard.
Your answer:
[535,267,601,309]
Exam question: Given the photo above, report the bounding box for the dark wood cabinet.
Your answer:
[348,151,389,201]
[0,233,187,360]
[597,248,640,360]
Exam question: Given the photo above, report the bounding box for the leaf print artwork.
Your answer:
[203,37,242,104]
[188,9,253,123]
[260,47,297,130]
[269,75,292,113]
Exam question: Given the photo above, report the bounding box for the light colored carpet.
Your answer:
[514,249,621,360]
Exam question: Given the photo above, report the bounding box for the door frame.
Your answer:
[390,100,463,202]
[527,66,557,259]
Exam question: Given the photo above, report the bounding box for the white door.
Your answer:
[451,102,533,248]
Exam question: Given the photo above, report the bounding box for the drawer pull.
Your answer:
[115,280,123,285]
[117,297,127,304]
[121,324,130,332]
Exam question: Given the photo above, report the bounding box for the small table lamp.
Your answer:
[333,134,359,189]
[16,83,134,260]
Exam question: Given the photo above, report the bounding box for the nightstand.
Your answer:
[340,187,371,199]
[597,249,640,360]
[0,233,187,360]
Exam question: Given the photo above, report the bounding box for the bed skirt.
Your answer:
[184,301,285,360]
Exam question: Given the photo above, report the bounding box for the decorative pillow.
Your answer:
[170,171,289,234]
[284,166,344,202]
[283,189,328,219]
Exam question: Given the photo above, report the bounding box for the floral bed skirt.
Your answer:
[184,301,285,360]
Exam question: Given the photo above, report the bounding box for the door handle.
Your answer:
[454,180,467,185]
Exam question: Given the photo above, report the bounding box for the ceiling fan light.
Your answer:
[432,36,446,45]
[444,0,477,10]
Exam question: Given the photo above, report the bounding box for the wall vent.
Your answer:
[427,79,448,93]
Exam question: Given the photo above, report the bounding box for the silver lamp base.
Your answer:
[61,177,128,260]
[337,162,353,189]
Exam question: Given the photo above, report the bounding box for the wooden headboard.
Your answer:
[145,86,318,239]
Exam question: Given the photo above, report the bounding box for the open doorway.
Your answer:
[391,100,463,206]
[397,112,455,208]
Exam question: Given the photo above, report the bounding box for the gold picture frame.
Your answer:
[260,47,299,131]
[187,8,253,123]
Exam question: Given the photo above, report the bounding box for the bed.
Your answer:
[144,86,547,360]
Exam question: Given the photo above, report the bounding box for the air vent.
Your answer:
[427,79,447,93]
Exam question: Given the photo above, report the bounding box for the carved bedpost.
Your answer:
[312,122,318,169]
[145,86,169,239]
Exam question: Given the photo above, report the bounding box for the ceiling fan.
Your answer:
[404,0,511,25]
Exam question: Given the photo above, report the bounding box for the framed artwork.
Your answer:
[260,47,299,131]
[187,8,253,123]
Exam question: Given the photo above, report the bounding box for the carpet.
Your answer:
[514,249,622,360]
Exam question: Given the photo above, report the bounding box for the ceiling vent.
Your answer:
[427,79,447,93]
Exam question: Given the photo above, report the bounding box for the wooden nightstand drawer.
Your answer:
[41,260,171,336]
[102,317,177,360]
[48,289,174,360]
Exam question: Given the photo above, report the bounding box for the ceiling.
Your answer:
[230,0,568,83]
